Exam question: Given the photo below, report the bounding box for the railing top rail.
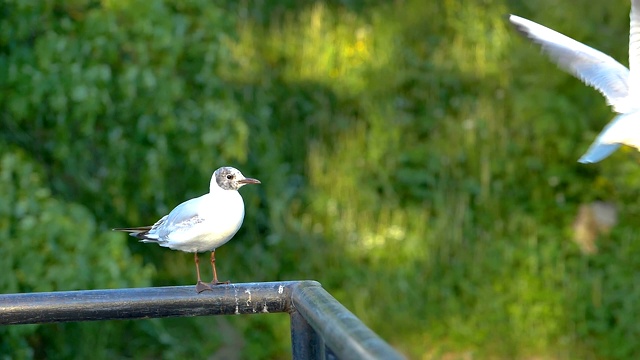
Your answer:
[0,281,304,325]
[0,280,405,359]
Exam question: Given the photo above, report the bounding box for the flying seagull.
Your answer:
[509,0,640,163]
[115,166,260,293]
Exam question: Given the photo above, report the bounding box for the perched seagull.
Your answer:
[114,167,260,293]
[509,0,640,163]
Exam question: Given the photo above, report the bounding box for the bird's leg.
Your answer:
[210,250,229,285]
[194,253,212,293]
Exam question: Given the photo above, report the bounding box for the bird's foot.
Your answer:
[210,280,230,286]
[195,281,213,293]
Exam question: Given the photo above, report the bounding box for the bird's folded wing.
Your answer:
[152,199,206,236]
[113,215,168,235]
[114,198,207,240]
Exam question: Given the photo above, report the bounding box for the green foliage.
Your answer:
[3,0,640,358]
[0,145,154,357]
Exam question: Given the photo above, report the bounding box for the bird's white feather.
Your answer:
[509,3,640,163]
[509,15,631,113]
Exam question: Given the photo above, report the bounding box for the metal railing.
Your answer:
[0,280,404,360]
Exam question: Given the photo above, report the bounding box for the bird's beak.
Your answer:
[238,178,261,185]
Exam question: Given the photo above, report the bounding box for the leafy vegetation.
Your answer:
[2,0,640,358]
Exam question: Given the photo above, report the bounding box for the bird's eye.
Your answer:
[226,174,234,180]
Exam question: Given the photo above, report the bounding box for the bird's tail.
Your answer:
[112,226,153,239]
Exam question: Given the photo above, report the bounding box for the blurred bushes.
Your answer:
[3,0,640,359]
[0,145,153,357]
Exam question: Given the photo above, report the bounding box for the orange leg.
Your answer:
[194,253,212,293]
[210,250,229,285]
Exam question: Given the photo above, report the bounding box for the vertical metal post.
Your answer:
[292,281,405,360]
[290,309,325,360]
[325,346,338,360]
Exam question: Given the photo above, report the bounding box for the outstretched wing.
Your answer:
[629,0,640,97]
[509,14,630,112]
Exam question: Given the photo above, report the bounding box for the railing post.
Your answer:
[290,310,325,360]
[292,281,405,360]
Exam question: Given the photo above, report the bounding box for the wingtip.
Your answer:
[578,152,603,164]
[506,14,532,37]
[578,142,622,164]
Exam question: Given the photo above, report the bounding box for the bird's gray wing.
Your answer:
[509,14,630,112]
[146,198,206,240]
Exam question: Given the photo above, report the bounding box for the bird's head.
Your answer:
[212,167,261,191]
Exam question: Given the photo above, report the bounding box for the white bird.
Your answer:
[509,0,640,163]
[115,167,260,293]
